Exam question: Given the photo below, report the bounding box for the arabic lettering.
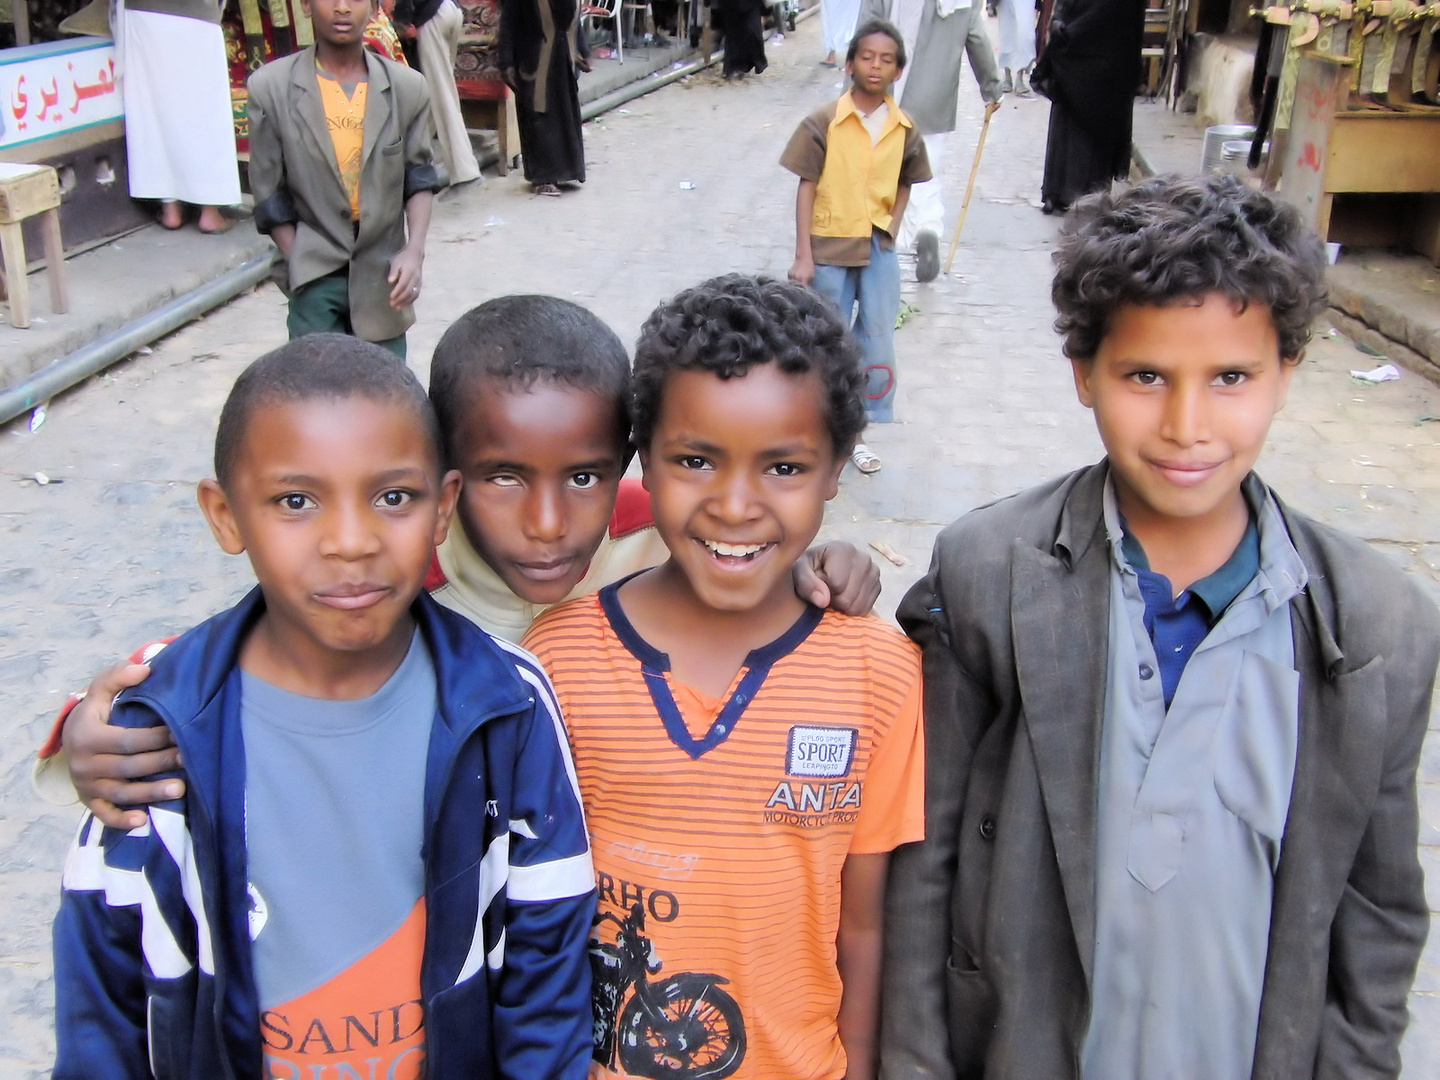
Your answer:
[36,78,61,122]
[11,75,29,131]
[68,60,118,114]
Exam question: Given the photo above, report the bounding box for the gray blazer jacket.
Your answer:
[881,462,1438,1080]
[247,48,441,342]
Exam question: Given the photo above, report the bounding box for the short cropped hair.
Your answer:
[631,274,867,456]
[848,19,907,68]
[214,334,440,488]
[1052,173,1328,364]
[428,295,631,464]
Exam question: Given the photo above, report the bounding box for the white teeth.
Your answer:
[703,540,766,557]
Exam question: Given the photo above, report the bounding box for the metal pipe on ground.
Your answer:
[580,1,817,121]
[0,252,273,427]
[582,52,721,121]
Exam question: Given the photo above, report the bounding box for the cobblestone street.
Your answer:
[2,15,1439,1076]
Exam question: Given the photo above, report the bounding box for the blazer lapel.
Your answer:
[1009,468,1111,979]
[291,49,345,192]
[359,50,392,179]
[1254,510,1390,1072]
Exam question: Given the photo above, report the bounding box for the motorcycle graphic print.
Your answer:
[590,902,746,1079]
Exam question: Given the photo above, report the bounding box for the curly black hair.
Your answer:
[631,274,867,457]
[1052,173,1328,364]
[215,333,439,489]
[429,295,631,466]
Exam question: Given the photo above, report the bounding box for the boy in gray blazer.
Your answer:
[881,174,1440,1080]
[248,0,443,357]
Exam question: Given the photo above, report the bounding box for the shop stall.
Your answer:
[0,5,149,258]
[1255,1,1440,264]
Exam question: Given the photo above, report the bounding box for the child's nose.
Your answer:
[711,472,761,522]
[1161,384,1209,446]
[323,502,382,558]
[523,487,566,541]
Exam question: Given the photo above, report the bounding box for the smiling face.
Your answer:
[847,32,902,100]
[449,379,628,606]
[639,363,844,619]
[199,395,459,692]
[1073,294,1294,541]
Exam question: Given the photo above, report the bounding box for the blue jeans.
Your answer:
[811,233,900,422]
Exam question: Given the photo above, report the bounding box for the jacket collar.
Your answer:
[359,48,393,178]
[291,47,345,193]
[290,47,396,197]
[1009,463,1111,976]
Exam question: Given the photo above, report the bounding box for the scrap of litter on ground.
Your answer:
[869,540,909,567]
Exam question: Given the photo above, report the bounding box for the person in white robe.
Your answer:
[119,0,241,232]
[859,0,1001,280]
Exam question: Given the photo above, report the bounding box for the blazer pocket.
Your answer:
[1213,649,1300,856]
[945,949,997,1077]
[381,139,404,156]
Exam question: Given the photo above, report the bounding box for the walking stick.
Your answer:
[944,100,1001,274]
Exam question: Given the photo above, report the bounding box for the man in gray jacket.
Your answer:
[859,0,1002,281]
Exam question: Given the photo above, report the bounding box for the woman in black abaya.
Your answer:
[1030,0,1145,213]
[718,0,768,78]
[500,0,590,195]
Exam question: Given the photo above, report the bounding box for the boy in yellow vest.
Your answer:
[782,19,931,473]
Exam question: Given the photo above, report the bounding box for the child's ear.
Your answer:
[1274,355,1298,413]
[637,444,651,491]
[431,469,464,548]
[825,450,847,500]
[197,479,247,556]
[1070,359,1097,409]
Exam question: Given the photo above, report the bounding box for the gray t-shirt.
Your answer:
[241,633,434,1010]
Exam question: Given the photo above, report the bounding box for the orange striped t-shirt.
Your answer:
[522,586,925,1080]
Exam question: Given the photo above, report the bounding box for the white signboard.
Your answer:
[0,37,123,152]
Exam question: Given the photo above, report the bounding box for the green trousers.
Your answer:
[287,270,407,358]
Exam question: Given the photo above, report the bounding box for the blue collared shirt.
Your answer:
[1120,514,1261,707]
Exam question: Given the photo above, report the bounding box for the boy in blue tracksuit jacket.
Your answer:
[52,335,595,1080]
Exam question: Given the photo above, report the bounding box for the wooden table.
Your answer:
[1279,51,1440,264]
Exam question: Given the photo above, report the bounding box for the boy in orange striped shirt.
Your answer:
[523,274,925,1080]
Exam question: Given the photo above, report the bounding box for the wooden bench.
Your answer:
[0,163,70,330]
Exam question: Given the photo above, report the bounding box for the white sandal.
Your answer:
[851,443,882,474]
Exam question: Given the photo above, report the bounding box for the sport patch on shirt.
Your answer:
[786,725,858,777]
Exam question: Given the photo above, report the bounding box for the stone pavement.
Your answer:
[1,15,1438,1076]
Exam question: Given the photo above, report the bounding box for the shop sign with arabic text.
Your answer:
[1,37,122,151]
